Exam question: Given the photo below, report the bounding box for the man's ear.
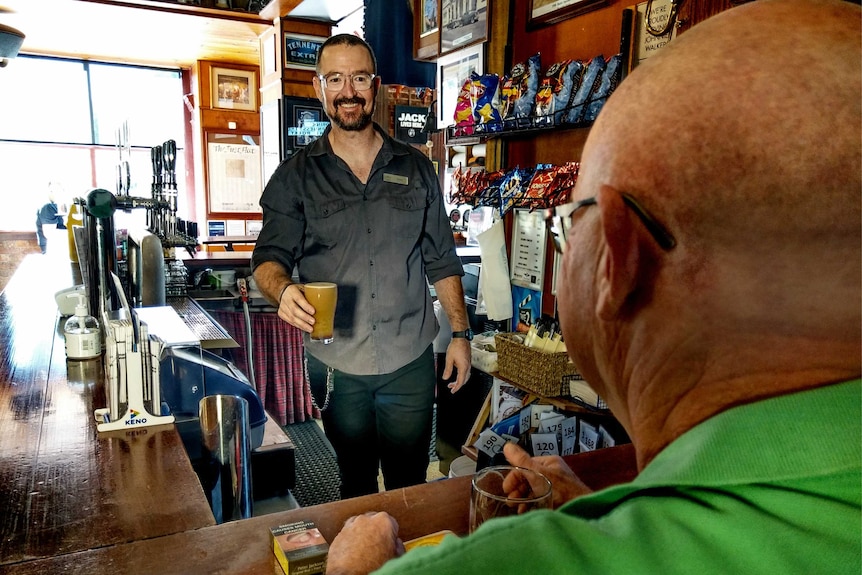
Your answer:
[595,185,641,321]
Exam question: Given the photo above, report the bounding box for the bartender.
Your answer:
[252,34,472,499]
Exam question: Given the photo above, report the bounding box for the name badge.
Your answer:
[383,173,409,185]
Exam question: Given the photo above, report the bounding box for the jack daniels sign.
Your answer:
[394,105,429,144]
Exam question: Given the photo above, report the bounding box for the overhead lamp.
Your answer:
[0,22,24,68]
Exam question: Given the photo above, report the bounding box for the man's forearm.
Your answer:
[433,275,469,332]
[253,260,294,307]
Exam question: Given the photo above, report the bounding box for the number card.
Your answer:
[599,425,616,449]
[579,421,600,453]
[475,428,507,458]
[537,412,565,435]
[561,416,579,456]
[531,432,560,457]
[520,406,533,435]
[530,404,555,429]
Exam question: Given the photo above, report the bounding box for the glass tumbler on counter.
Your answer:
[469,465,553,533]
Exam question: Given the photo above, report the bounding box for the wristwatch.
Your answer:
[452,328,474,341]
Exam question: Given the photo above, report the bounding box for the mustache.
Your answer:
[334,96,366,108]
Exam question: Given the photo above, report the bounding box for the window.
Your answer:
[0,56,186,231]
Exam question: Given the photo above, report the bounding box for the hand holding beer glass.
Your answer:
[469,465,552,533]
[303,282,337,344]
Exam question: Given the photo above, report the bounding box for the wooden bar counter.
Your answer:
[0,255,215,566]
[0,253,637,574]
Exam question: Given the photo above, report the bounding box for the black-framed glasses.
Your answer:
[316,72,377,91]
[545,193,676,254]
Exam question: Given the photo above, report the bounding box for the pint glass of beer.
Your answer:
[304,282,337,344]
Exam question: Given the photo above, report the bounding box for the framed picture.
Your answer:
[414,0,440,60]
[436,43,484,130]
[205,132,263,214]
[440,0,489,55]
[282,97,329,160]
[284,33,326,70]
[422,0,439,35]
[211,66,257,111]
[528,0,609,29]
[625,0,678,71]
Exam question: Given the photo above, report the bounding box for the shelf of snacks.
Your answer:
[444,53,623,147]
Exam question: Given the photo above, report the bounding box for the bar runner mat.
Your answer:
[283,407,439,507]
[282,420,341,507]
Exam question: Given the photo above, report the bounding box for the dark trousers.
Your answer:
[305,346,435,499]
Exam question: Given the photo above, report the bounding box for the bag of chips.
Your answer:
[453,74,476,136]
[535,59,584,127]
[470,72,504,133]
[584,54,624,122]
[500,54,542,129]
[565,55,607,125]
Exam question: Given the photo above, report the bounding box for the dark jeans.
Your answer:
[305,346,435,499]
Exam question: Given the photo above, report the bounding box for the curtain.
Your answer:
[364,0,436,88]
[209,310,319,426]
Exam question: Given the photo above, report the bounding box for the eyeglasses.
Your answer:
[545,193,676,254]
[317,72,377,91]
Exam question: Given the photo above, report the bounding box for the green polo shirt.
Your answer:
[377,380,861,574]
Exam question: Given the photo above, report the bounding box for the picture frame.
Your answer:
[282,97,329,160]
[440,0,489,55]
[436,43,484,131]
[205,132,263,214]
[527,0,609,29]
[283,33,326,70]
[413,0,440,61]
[625,0,678,71]
[211,66,257,112]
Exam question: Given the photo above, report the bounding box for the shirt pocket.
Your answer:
[306,198,348,248]
[386,186,428,240]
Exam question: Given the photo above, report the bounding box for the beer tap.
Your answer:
[162,139,178,239]
[150,146,163,235]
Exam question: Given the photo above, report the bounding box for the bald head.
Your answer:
[562,0,861,465]
[576,0,860,330]
[585,0,860,240]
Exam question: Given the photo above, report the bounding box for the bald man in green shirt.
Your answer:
[323,0,861,573]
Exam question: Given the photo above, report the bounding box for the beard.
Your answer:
[328,95,374,131]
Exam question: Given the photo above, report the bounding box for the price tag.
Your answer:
[578,421,600,453]
[537,412,565,435]
[561,416,578,456]
[530,404,554,428]
[519,406,532,434]
[599,425,616,448]
[475,428,507,458]
[530,432,560,456]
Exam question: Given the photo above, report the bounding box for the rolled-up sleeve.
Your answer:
[418,156,463,284]
[251,162,306,274]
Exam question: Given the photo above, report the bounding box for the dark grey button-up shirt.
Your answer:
[252,124,463,376]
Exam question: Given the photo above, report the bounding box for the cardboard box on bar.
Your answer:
[270,520,329,575]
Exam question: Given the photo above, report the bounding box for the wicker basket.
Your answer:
[494,332,578,397]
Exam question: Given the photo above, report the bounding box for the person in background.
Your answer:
[252,34,472,499]
[35,182,67,254]
[324,0,861,572]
